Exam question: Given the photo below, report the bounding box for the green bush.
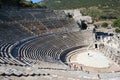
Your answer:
[113,18,120,28]
[0,0,46,8]
[115,28,120,33]
[102,22,108,28]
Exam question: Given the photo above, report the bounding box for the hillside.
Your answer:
[42,0,120,21]
[43,0,120,9]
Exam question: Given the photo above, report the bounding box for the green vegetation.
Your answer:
[102,22,108,28]
[80,8,103,21]
[43,0,120,21]
[113,18,120,33]
[113,19,120,28]
[115,28,120,33]
[0,0,46,8]
[43,0,120,9]
[80,8,118,21]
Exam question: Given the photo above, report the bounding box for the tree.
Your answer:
[113,18,120,28]
[102,22,108,28]
[0,0,2,8]
[0,0,2,4]
[0,0,47,8]
[115,28,120,33]
[1,0,20,6]
[0,0,24,6]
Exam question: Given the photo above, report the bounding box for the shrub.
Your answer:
[115,28,120,33]
[102,22,108,28]
[113,18,120,28]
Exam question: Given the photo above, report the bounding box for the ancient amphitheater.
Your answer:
[0,9,120,80]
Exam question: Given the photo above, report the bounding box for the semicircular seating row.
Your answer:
[0,41,26,66]
[15,31,86,68]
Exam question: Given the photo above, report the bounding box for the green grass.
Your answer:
[42,0,120,20]
[43,0,120,9]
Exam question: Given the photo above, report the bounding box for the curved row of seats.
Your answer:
[19,21,47,35]
[10,31,85,69]
[0,9,79,43]
[0,23,33,43]
[0,41,25,66]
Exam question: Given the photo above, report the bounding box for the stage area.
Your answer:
[68,49,120,73]
[75,50,110,68]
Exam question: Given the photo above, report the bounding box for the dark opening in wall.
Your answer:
[66,13,73,18]
[81,21,87,30]
[95,44,97,48]
[76,20,87,30]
